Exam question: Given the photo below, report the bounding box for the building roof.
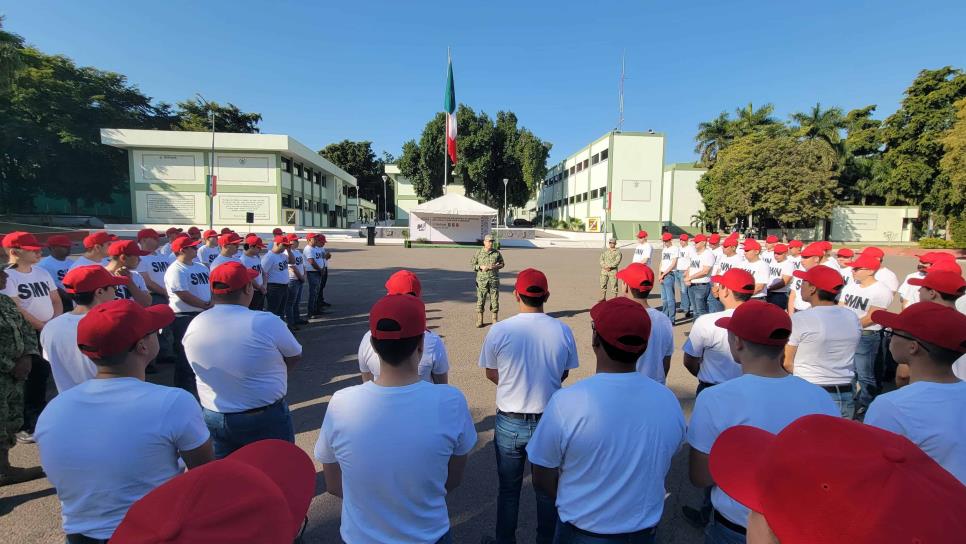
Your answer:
[665,162,707,172]
[100,128,356,185]
[411,193,497,216]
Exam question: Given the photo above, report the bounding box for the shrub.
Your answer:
[566,217,585,231]
[918,237,956,249]
[951,216,966,247]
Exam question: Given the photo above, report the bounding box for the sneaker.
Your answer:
[15,431,35,444]
[0,466,44,486]
[681,505,710,528]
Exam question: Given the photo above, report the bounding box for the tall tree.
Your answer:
[791,102,846,150]
[939,97,966,229]
[694,112,733,167]
[840,105,884,204]
[173,98,261,133]
[318,140,392,207]
[732,102,782,138]
[0,16,24,90]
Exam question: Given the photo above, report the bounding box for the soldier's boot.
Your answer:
[0,450,44,487]
[599,289,607,302]
[492,311,499,324]
[476,312,485,328]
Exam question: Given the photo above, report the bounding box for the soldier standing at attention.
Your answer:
[472,234,505,328]
[599,238,622,301]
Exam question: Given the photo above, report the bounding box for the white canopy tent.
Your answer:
[409,193,497,243]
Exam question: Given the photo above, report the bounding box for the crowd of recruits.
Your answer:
[1,227,966,543]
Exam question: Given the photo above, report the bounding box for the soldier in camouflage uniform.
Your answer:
[471,234,505,328]
[599,238,622,301]
[0,266,45,486]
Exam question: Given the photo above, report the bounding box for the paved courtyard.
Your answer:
[0,243,933,543]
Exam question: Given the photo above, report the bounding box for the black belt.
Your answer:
[821,384,852,393]
[237,398,284,415]
[714,511,746,535]
[498,410,541,421]
[565,522,656,539]
[66,535,108,544]
[861,330,880,336]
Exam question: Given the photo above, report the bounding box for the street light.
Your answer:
[195,93,216,230]
[503,178,509,228]
[381,174,388,224]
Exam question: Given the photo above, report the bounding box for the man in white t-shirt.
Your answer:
[658,232,679,322]
[164,236,212,396]
[761,235,778,265]
[687,300,838,542]
[528,297,685,541]
[905,267,966,382]
[898,252,954,308]
[359,270,449,384]
[41,265,126,393]
[184,262,302,459]
[37,234,75,312]
[304,233,331,318]
[785,265,861,418]
[709,235,742,314]
[209,232,243,271]
[34,299,213,541]
[240,234,267,311]
[684,234,717,319]
[157,227,182,259]
[135,229,178,365]
[105,240,152,307]
[840,253,895,420]
[860,246,899,292]
[786,242,826,315]
[197,229,220,268]
[479,268,579,544]
[675,234,693,317]
[865,302,966,484]
[735,239,769,299]
[316,294,476,544]
[285,234,307,329]
[68,231,117,271]
[787,239,803,269]
[631,230,652,266]
[261,235,293,320]
[1,232,63,443]
[832,247,854,290]
[617,263,674,384]
[765,243,795,310]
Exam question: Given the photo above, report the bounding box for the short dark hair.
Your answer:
[939,292,961,303]
[732,291,752,302]
[628,286,652,299]
[371,334,423,366]
[211,283,248,304]
[70,291,97,306]
[918,340,962,366]
[596,331,647,364]
[816,289,839,302]
[87,332,155,367]
[738,337,786,359]
[519,288,548,308]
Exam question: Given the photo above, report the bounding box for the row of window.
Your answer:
[544,149,609,185]
[280,194,350,218]
[542,189,605,209]
[281,157,328,187]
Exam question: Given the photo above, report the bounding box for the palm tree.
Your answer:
[694,112,734,167]
[791,102,846,152]
[0,17,24,90]
[733,102,780,137]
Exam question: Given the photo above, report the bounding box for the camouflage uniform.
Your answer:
[599,246,622,299]
[471,247,504,313]
[0,295,37,450]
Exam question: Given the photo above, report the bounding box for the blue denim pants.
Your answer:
[306,271,322,316]
[494,412,557,544]
[853,332,883,414]
[660,273,677,321]
[704,513,746,544]
[689,283,710,318]
[202,399,295,459]
[707,288,725,313]
[553,519,656,544]
[674,270,690,313]
[286,279,304,325]
[825,385,855,419]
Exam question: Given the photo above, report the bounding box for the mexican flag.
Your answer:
[444,54,457,164]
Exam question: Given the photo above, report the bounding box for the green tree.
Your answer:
[173,98,261,133]
[732,102,783,138]
[694,112,733,167]
[939,97,966,235]
[319,140,392,208]
[840,105,884,204]
[791,102,846,151]
[0,16,24,90]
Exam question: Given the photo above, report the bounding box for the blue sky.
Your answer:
[5,1,966,165]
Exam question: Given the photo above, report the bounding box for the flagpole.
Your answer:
[444,47,450,188]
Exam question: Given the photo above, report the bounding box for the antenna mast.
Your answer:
[617,50,625,133]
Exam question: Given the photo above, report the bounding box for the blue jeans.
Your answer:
[674,270,690,313]
[766,291,788,312]
[689,283,710,318]
[660,273,677,321]
[704,514,746,544]
[553,519,656,544]
[826,385,855,419]
[202,399,295,459]
[286,279,304,325]
[306,271,322,316]
[495,412,557,544]
[707,288,724,313]
[853,332,883,415]
[435,531,452,544]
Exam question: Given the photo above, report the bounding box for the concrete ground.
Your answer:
[0,245,937,543]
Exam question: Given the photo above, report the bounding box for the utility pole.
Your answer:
[196,93,216,230]
[503,178,509,228]
[381,174,388,224]
[616,50,625,133]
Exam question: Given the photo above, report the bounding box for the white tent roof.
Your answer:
[411,193,497,216]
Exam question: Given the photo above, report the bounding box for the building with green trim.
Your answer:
[100,129,357,228]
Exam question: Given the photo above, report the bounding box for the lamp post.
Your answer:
[195,93,216,230]
[503,178,509,228]
[381,174,388,224]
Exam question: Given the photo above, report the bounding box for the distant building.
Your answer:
[384,164,419,226]
[348,194,377,224]
[100,129,357,228]
[661,163,708,234]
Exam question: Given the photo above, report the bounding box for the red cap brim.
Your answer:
[869,309,902,330]
[708,425,776,515]
[145,304,176,331]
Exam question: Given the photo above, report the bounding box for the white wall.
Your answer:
[667,168,705,229]
[830,206,918,242]
[609,134,664,223]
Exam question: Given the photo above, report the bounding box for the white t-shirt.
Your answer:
[479,313,579,414]
[682,308,742,385]
[38,256,71,291]
[0,265,57,322]
[304,246,326,271]
[760,250,774,266]
[866,381,966,485]
[261,251,290,285]
[898,271,924,305]
[687,374,838,527]
[314,381,477,544]
[34,378,209,540]
[358,330,450,382]
[712,253,743,276]
[526,373,685,533]
[114,271,147,302]
[209,253,239,271]
[659,245,680,274]
[790,273,812,312]
[40,313,96,393]
[198,245,220,268]
[184,304,302,413]
[158,242,173,259]
[687,249,716,284]
[164,260,210,313]
[789,306,861,385]
[240,253,265,288]
[954,357,966,381]
[632,242,652,265]
[735,258,770,298]
[636,307,674,384]
[840,281,894,331]
[838,265,853,290]
[135,253,170,292]
[875,267,900,292]
[68,255,102,271]
[789,255,801,269]
[288,251,306,280]
[675,245,692,272]
[767,259,796,293]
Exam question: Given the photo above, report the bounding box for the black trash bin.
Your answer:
[366,226,376,246]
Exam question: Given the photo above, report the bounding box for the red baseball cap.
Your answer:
[616,263,655,292]
[788,239,803,248]
[187,226,201,236]
[715,299,792,346]
[218,233,244,247]
[773,243,788,254]
[801,242,825,258]
[709,233,721,244]
[369,294,426,340]
[636,230,648,239]
[385,270,422,298]
[919,251,955,264]
[792,265,844,293]
[202,229,218,240]
[272,228,284,236]
[286,233,300,241]
[742,239,761,252]
[694,234,707,243]
[710,414,966,544]
[82,231,118,249]
[210,261,259,294]
[928,259,962,274]
[515,268,549,297]
[848,254,881,271]
[872,302,966,353]
[108,240,151,258]
[661,232,673,241]
[836,248,854,258]
[137,228,160,241]
[62,265,128,294]
[273,235,292,246]
[862,246,884,259]
[679,233,689,241]
[590,297,651,354]
[710,268,756,294]
[77,299,174,359]
[820,241,833,251]
[722,236,738,248]
[112,440,316,544]
[219,227,232,234]
[908,269,965,296]
[171,237,201,253]
[244,234,265,248]
[765,235,779,244]
[306,233,320,240]
[165,227,183,236]
[46,234,73,248]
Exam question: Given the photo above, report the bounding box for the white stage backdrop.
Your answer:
[409,213,494,243]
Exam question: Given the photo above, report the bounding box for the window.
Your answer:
[600,149,609,161]
[281,158,292,172]
[305,167,312,181]
[282,194,292,208]
[316,202,322,213]
[320,175,327,187]
[295,163,303,178]
[592,188,600,199]
[583,159,589,169]
[582,192,588,201]
[568,196,575,204]
[294,197,302,209]
[592,153,600,165]
[576,162,583,173]
[569,166,575,175]
[306,199,312,211]
[314,172,322,184]
[342,186,348,196]
[322,202,329,213]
